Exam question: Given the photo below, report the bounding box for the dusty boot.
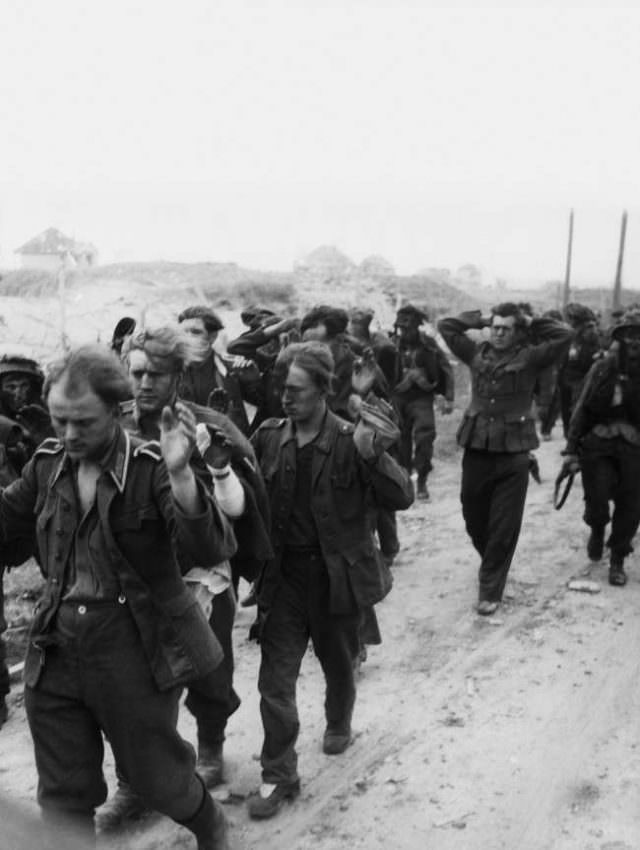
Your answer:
[240,584,257,608]
[96,777,149,833]
[609,554,627,587]
[0,696,7,729]
[179,787,228,850]
[197,742,224,788]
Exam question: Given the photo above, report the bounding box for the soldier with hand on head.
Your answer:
[439,304,573,616]
[391,304,454,500]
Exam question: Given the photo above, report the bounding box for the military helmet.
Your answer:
[0,354,44,387]
[611,308,640,340]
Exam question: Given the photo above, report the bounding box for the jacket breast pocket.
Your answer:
[330,468,361,520]
[112,503,163,547]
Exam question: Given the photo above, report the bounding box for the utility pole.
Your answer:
[562,209,574,310]
[612,210,628,312]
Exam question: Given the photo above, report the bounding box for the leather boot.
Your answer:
[197,742,224,788]
[96,776,149,834]
[609,554,627,586]
[178,786,229,850]
[0,696,7,728]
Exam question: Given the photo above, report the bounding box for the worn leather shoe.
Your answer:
[609,565,628,586]
[323,728,352,755]
[476,600,499,616]
[96,782,149,833]
[247,780,300,820]
[587,527,605,561]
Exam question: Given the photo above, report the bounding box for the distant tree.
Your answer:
[455,263,483,288]
[294,245,355,277]
[359,255,395,277]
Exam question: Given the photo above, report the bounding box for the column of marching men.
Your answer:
[1,297,640,848]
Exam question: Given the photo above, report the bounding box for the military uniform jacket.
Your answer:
[251,410,414,614]
[0,425,237,691]
[439,312,573,452]
[120,398,273,580]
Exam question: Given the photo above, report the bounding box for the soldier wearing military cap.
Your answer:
[562,308,640,586]
[391,303,454,499]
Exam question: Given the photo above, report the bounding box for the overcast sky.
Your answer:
[1,1,639,287]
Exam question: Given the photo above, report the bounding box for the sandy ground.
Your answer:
[2,422,640,850]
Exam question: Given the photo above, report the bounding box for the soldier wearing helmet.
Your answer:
[562,308,640,586]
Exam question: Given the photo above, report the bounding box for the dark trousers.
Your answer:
[185,586,240,748]
[0,577,8,698]
[25,602,203,836]
[461,449,530,602]
[258,550,360,785]
[396,395,436,479]
[580,435,640,560]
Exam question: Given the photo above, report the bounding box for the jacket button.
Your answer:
[490,398,495,404]
[54,552,63,561]
[56,529,65,536]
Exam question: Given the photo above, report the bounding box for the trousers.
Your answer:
[185,585,241,747]
[25,601,203,835]
[461,449,530,602]
[580,435,640,560]
[258,550,360,784]
[396,395,436,479]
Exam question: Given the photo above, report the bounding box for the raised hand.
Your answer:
[160,402,197,474]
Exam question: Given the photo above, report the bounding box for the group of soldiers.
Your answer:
[0,294,639,848]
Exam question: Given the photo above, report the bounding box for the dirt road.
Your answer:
[2,430,640,850]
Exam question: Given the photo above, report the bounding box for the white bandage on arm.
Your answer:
[209,464,246,518]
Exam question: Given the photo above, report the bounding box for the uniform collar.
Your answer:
[51,426,132,493]
[281,409,334,454]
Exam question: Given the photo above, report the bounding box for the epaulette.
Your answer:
[133,440,162,461]
[119,399,136,415]
[260,417,287,429]
[34,438,64,456]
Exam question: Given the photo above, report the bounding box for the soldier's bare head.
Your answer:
[276,342,335,424]
[44,345,130,459]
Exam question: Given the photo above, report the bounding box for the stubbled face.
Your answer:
[180,317,217,362]
[281,364,325,424]
[48,382,117,461]
[490,315,517,351]
[128,349,178,413]
[0,375,33,413]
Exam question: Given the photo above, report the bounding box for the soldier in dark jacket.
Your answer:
[439,305,573,615]
[558,303,602,436]
[97,326,272,830]
[178,305,262,435]
[246,342,413,820]
[392,304,454,499]
[0,345,236,849]
[562,309,640,586]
